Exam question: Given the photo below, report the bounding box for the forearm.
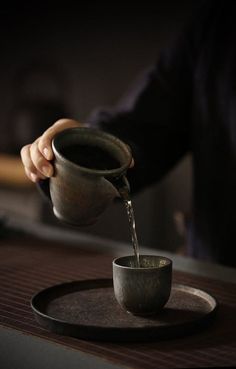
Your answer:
[0,154,33,187]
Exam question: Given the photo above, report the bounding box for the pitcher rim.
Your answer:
[52,127,132,176]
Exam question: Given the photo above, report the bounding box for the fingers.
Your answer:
[21,118,82,183]
[30,138,54,177]
[38,118,81,160]
[21,142,50,182]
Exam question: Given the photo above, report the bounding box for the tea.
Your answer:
[124,198,140,268]
[61,144,120,170]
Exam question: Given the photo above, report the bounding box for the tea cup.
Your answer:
[112,255,172,316]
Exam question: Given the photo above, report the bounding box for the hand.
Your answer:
[20,118,83,183]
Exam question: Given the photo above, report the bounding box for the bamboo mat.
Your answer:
[0,235,235,368]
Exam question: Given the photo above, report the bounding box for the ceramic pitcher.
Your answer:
[43,127,132,226]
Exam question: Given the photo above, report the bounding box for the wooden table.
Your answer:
[0,219,236,369]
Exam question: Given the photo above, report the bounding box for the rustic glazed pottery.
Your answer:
[113,255,172,316]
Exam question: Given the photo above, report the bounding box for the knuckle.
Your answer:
[33,155,45,170]
[20,144,29,159]
[30,142,45,169]
[26,161,38,175]
[53,118,72,127]
[24,167,34,180]
[38,135,50,151]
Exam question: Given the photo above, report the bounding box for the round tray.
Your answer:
[31,278,218,342]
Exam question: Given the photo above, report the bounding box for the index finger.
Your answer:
[38,118,82,160]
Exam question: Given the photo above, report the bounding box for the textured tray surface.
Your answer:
[31,279,217,341]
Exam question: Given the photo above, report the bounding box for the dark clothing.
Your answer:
[88,1,236,267]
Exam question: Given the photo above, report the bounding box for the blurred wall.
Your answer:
[0,2,196,252]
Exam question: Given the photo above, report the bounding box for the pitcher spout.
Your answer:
[109,175,131,201]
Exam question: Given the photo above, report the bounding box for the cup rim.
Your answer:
[52,127,132,176]
[113,255,172,270]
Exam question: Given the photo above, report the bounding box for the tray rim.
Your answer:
[31,278,218,342]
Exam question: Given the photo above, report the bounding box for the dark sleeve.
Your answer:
[87,28,194,194]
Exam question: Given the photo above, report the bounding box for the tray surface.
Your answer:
[31,278,218,341]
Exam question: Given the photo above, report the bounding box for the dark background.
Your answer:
[0,1,198,252]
